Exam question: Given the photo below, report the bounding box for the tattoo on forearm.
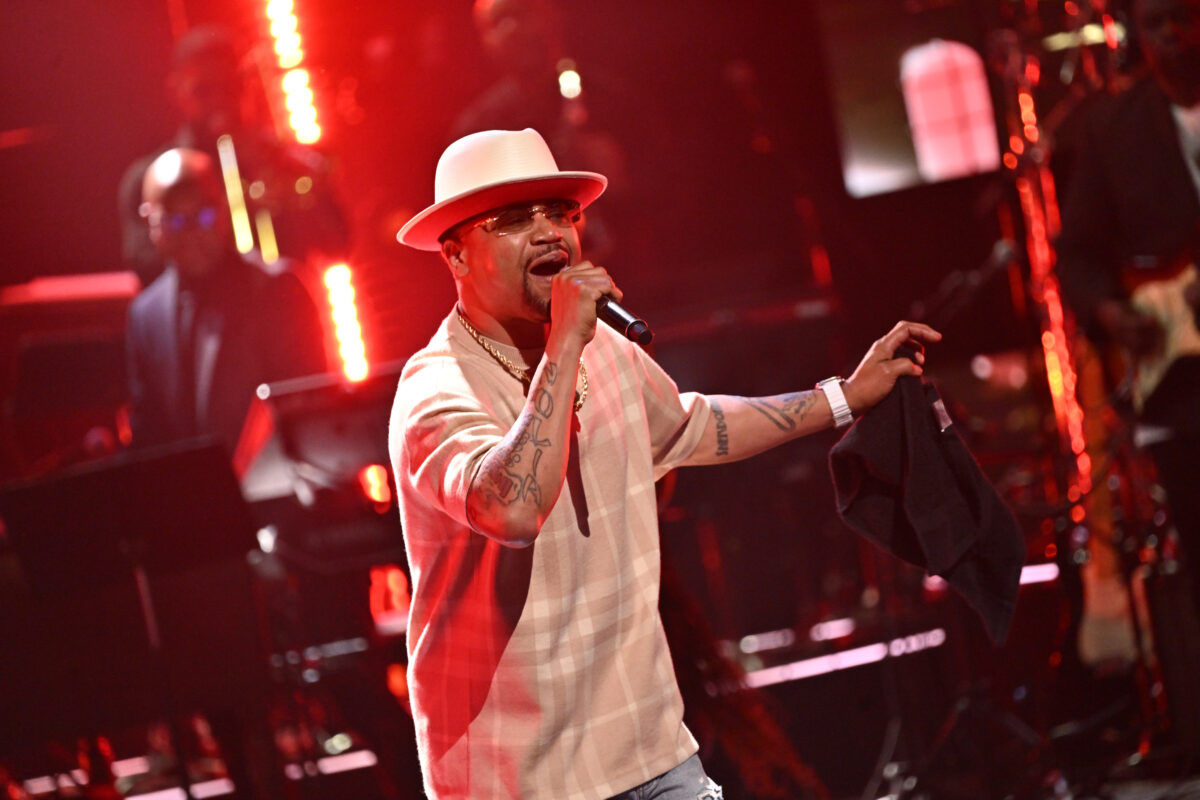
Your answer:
[781,391,819,419]
[743,391,819,432]
[744,398,794,431]
[479,361,559,508]
[712,400,730,456]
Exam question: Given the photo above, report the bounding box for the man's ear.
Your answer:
[141,204,163,246]
[442,238,469,277]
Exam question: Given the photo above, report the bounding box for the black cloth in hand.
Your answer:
[829,376,1024,644]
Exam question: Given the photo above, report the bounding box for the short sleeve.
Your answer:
[620,336,710,478]
[390,351,508,532]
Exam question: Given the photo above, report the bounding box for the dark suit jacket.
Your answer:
[1057,77,1200,324]
[125,253,327,453]
[1056,77,1200,428]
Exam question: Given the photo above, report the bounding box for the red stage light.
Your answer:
[323,264,368,382]
[261,0,319,141]
[282,68,309,92]
[369,564,411,638]
[265,0,293,19]
[270,14,297,39]
[359,464,391,506]
[284,88,313,112]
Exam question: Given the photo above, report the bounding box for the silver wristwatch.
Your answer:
[816,376,854,428]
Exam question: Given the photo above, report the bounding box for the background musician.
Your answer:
[1057,0,1200,618]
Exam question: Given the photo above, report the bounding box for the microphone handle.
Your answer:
[596,297,653,345]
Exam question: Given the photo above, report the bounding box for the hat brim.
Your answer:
[397,172,608,251]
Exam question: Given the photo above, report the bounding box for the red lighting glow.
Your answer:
[262,0,320,142]
[359,464,391,506]
[387,662,410,704]
[323,263,368,382]
[1102,14,1120,50]
[1010,85,1091,495]
[370,564,411,636]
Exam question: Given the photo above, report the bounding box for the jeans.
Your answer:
[606,754,723,800]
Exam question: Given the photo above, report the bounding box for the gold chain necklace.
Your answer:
[455,307,588,412]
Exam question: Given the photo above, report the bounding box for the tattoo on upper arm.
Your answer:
[712,400,730,456]
[478,361,559,509]
[743,391,819,432]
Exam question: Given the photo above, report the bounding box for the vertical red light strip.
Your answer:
[1101,13,1121,51]
[263,0,321,144]
[324,264,369,382]
[1008,77,1091,495]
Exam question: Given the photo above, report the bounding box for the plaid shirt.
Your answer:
[390,312,710,799]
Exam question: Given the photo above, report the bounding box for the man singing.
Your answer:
[389,128,940,800]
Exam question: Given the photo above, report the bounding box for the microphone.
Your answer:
[597,297,654,345]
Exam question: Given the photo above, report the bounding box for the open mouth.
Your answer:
[528,250,569,277]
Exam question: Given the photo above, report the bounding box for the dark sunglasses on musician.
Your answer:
[157,206,220,233]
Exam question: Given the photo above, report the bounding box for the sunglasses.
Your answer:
[158,206,220,233]
[465,200,582,237]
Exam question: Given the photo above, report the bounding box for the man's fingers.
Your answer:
[890,357,924,377]
[905,320,942,339]
[561,266,616,296]
[564,265,618,292]
[878,321,942,358]
[884,321,942,344]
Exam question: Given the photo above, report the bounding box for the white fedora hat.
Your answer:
[397,128,608,251]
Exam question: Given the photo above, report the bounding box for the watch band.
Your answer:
[816,376,854,428]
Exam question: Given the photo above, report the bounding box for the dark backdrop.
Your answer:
[0,0,1027,363]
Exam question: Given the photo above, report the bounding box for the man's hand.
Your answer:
[843,321,943,413]
[548,261,622,351]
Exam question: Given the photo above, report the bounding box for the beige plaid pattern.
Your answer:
[389,312,710,800]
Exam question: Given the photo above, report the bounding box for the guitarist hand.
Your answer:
[1096,300,1164,357]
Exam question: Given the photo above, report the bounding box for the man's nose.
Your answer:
[528,211,564,240]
